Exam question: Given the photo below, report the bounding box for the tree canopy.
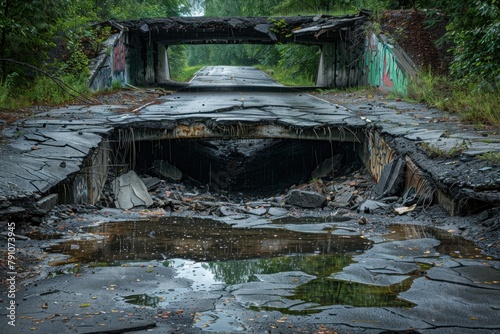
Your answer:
[0,0,189,82]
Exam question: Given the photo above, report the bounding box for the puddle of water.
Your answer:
[383,224,493,260]
[42,216,496,315]
[44,216,370,264]
[123,293,161,307]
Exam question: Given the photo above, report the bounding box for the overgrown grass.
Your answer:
[0,73,90,109]
[170,65,204,82]
[256,65,315,86]
[0,73,19,107]
[407,71,500,127]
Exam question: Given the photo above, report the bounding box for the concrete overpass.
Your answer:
[89,12,370,89]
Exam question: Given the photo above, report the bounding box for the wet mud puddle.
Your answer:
[38,216,499,322]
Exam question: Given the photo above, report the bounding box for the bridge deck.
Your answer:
[102,14,368,45]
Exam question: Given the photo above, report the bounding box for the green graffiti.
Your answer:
[365,35,407,94]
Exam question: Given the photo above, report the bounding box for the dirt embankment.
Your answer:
[380,9,452,75]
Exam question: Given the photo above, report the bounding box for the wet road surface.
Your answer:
[2,213,500,334]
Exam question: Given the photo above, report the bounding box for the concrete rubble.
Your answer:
[112,170,153,209]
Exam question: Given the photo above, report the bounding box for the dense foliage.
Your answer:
[0,0,189,106]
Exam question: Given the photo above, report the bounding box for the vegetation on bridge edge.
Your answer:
[407,71,500,127]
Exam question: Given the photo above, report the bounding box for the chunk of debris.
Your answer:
[311,154,342,179]
[285,189,326,208]
[153,160,182,181]
[112,171,153,210]
[373,158,405,198]
[358,199,390,213]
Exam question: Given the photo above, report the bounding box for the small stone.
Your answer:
[358,216,367,225]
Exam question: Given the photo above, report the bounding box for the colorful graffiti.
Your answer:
[113,39,127,79]
[365,33,408,95]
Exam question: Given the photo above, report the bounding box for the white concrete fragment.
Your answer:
[112,171,153,209]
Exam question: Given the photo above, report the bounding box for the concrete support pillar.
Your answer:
[156,43,170,83]
[316,43,336,87]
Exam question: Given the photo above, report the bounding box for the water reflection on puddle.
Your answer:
[42,216,495,312]
[45,216,370,264]
[381,224,492,260]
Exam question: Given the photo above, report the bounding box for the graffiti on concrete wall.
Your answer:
[113,38,127,80]
[72,175,88,204]
[365,33,407,94]
[69,142,110,205]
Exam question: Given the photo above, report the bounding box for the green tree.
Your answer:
[447,0,500,89]
[0,0,67,80]
[414,0,500,89]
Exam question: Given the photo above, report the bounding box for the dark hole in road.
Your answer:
[118,139,362,195]
[41,216,495,314]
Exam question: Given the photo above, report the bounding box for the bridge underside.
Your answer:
[104,14,368,45]
[91,12,369,89]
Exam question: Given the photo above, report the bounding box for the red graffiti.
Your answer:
[113,40,126,75]
[382,55,394,89]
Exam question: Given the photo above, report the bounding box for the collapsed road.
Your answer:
[0,66,499,333]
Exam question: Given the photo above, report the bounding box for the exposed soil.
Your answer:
[380,9,452,76]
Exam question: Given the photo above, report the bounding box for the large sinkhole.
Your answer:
[113,138,363,194]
